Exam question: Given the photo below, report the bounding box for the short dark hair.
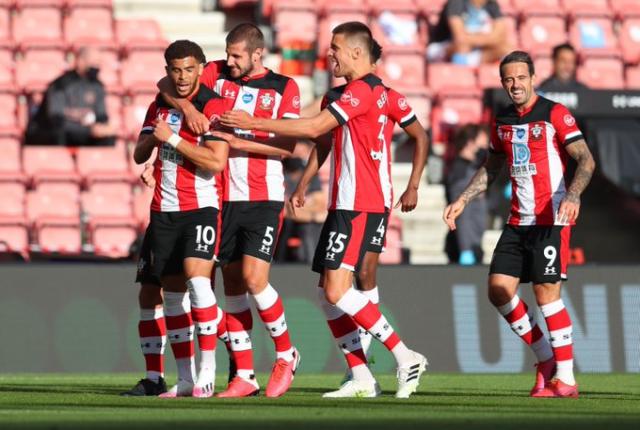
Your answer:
[552,43,576,60]
[164,40,206,65]
[454,124,482,152]
[332,21,377,60]
[226,23,265,53]
[499,50,535,78]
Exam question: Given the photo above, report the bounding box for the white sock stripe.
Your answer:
[369,316,394,343]
[140,307,164,321]
[167,326,194,343]
[225,293,250,313]
[140,336,166,354]
[195,321,217,335]
[335,288,369,317]
[317,288,345,320]
[163,292,190,316]
[187,277,217,308]
[264,314,288,337]
[252,284,279,311]
[213,309,224,325]
[497,295,520,316]
[336,331,362,353]
[549,326,573,347]
[228,330,253,351]
[510,314,533,337]
[540,299,565,317]
[361,287,380,305]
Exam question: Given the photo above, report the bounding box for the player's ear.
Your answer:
[197,63,204,77]
[252,48,263,64]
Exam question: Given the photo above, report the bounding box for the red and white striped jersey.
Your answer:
[201,60,300,202]
[323,74,388,213]
[380,87,418,208]
[140,85,231,212]
[490,95,584,226]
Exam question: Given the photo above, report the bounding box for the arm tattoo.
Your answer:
[565,139,595,203]
[459,152,505,204]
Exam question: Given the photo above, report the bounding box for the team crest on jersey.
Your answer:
[531,124,543,140]
[340,91,360,107]
[515,128,526,139]
[398,98,408,111]
[259,93,274,110]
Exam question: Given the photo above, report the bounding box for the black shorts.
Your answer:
[312,210,379,274]
[364,211,389,253]
[489,224,571,284]
[135,225,183,285]
[217,201,284,266]
[148,206,219,280]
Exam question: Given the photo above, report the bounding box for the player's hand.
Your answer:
[184,105,210,135]
[443,199,466,231]
[152,119,174,143]
[220,110,255,130]
[395,187,418,212]
[289,185,307,217]
[140,163,155,188]
[557,194,580,224]
[211,131,239,148]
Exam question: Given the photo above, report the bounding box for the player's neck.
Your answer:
[515,93,538,113]
[248,63,267,78]
[185,83,201,100]
[346,63,373,82]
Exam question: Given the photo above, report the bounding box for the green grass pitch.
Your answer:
[0,373,638,429]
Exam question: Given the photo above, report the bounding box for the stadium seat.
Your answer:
[0,48,13,66]
[26,188,80,225]
[0,64,14,92]
[66,0,113,9]
[64,7,117,50]
[533,55,553,81]
[520,17,568,57]
[115,19,167,53]
[569,18,620,58]
[22,146,79,184]
[105,93,124,136]
[368,0,417,14]
[0,224,29,259]
[273,2,318,46]
[0,137,23,181]
[12,6,64,50]
[477,63,502,89]
[122,91,156,138]
[431,96,483,144]
[426,63,479,97]
[34,222,82,254]
[90,221,137,258]
[561,0,613,18]
[120,52,166,94]
[610,0,640,18]
[619,19,640,65]
[15,49,68,93]
[96,48,121,93]
[414,0,447,16]
[381,51,426,88]
[626,66,640,89]
[35,181,80,198]
[0,182,26,224]
[81,182,133,223]
[511,0,563,17]
[15,0,64,6]
[76,145,131,184]
[319,0,366,13]
[577,58,624,89]
[0,6,12,48]
[0,93,19,137]
[393,86,432,129]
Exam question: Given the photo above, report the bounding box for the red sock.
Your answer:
[216,309,232,352]
[226,307,255,378]
[191,304,218,352]
[138,308,166,381]
[327,313,367,369]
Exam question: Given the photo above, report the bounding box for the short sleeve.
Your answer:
[486,1,503,18]
[200,61,221,90]
[320,94,329,110]
[387,89,417,128]
[326,80,373,126]
[489,120,503,153]
[550,103,583,146]
[203,97,232,141]
[277,79,301,119]
[445,0,465,17]
[140,101,157,135]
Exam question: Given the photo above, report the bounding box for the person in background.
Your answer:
[25,47,115,146]
[538,43,588,92]
[444,124,489,265]
[427,0,511,66]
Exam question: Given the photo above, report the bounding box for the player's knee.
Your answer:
[487,284,513,307]
[242,269,268,293]
[324,287,344,306]
[356,269,375,291]
[138,283,162,308]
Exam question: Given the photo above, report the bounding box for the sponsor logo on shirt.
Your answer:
[224,89,236,99]
[242,93,254,103]
[398,98,408,111]
[515,128,526,139]
[564,114,576,127]
[510,142,536,177]
[340,91,360,107]
[370,150,383,161]
[292,95,301,109]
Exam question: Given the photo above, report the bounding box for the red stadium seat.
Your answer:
[34,222,82,254]
[477,63,502,89]
[0,94,19,137]
[569,18,620,58]
[431,96,483,144]
[0,182,26,224]
[626,66,640,89]
[610,0,640,18]
[0,224,29,259]
[393,86,432,129]
[15,49,68,93]
[12,6,64,50]
[368,0,416,14]
[273,3,318,46]
[427,63,479,97]
[577,58,624,89]
[76,145,131,184]
[520,17,568,57]
[105,93,124,136]
[81,182,133,222]
[414,0,447,15]
[90,221,137,258]
[0,137,23,181]
[533,55,554,81]
[0,48,13,66]
[64,7,116,49]
[15,0,64,6]
[35,181,80,197]
[619,19,640,65]
[561,0,613,18]
[96,49,121,93]
[26,188,80,225]
[120,52,166,94]
[115,19,167,53]
[123,91,156,138]
[511,0,563,17]
[381,51,426,88]
[66,0,113,8]
[0,6,12,48]
[22,146,79,184]
[319,0,366,13]
[0,64,14,92]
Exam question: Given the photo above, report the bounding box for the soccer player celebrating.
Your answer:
[221,22,428,399]
[158,24,301,398]
[443,51,595,398]
[133,40,232,398]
